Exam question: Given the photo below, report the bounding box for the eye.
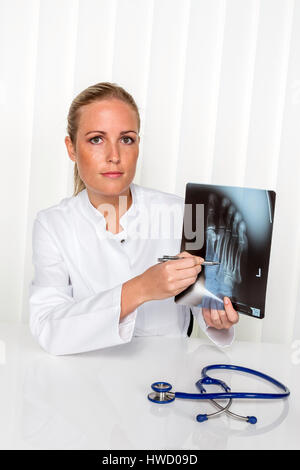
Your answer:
[121,136,135,145]
[89,136,103,144]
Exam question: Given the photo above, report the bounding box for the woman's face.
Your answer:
[65,98,140,198]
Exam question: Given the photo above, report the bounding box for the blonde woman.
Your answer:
[29,82,239,355]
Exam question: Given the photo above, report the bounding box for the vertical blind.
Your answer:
[0,0,299,345]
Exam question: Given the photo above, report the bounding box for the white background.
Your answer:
[0,0,299,345]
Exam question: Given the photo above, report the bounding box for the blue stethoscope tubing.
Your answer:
[148,364,290,424]
[184,364,290,400]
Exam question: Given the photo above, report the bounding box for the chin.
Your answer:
[89,179,131,195]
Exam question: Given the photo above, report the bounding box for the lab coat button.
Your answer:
[120,239,125,243]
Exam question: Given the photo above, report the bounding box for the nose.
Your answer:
[106,141,120,163]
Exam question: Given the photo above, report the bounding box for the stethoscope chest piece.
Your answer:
[148,382,175,404]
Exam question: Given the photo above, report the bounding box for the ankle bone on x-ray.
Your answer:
[202,194,248,309]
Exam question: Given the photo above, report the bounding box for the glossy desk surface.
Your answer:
[0,323,299,450]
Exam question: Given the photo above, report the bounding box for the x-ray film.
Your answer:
[175,183,276,319]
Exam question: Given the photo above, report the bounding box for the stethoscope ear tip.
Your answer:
[247,416,257,424]
[196,414,208,423]
[196,414,257,424]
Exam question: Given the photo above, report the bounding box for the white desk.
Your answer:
[0,323,299,450]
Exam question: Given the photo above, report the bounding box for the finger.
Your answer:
[202,308,214,327]
[172,257,202,270]
[168,264,201,281]
[218,309,231,329]
[181,266,202,279]
[176,252,204,265]
[210,308,222,329]
[223,297,239,324]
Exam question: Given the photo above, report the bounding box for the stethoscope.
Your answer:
[148,364,290,424]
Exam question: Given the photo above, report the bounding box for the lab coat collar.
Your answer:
[78,182,140,235]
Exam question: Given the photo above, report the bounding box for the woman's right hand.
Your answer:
[139,251,204,302]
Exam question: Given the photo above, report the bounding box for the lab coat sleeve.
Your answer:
[190,305,235,347]
[29,217,138,356]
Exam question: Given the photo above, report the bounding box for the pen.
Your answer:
[157,256,220,266]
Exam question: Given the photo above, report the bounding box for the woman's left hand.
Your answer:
[202,297,239,330]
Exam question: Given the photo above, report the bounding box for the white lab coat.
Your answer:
[29,182,234,355]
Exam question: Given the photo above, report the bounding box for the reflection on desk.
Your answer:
[0,324,298,450]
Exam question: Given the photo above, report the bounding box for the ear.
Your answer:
[65,136,76,162]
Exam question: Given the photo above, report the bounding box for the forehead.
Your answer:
[77,99,138,132]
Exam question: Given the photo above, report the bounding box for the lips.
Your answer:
[101,172,123,178]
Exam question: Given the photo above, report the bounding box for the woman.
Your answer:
[29,82,239,355]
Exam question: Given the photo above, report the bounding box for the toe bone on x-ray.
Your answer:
[204,193,248,307]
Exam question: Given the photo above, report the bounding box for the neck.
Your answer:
[87,185,133,222]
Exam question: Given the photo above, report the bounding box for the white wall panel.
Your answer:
[0,0,39,322]
[175,0,226,196]
[262,0,300,344]
[244,0,294,189]
[212,0,260,186]
[140,0,191,193]
[73,0,117,93]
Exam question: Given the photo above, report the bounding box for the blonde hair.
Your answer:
[67,82,140,196]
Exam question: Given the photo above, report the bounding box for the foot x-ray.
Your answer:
[175,183,276,319]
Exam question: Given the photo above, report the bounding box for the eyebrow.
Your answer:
[85,130,138,136]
